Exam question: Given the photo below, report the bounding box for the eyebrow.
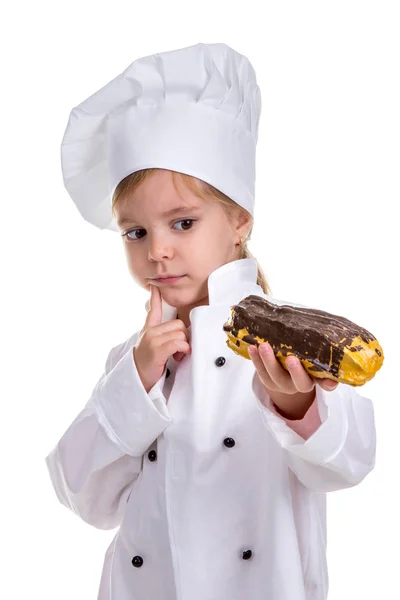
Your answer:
[116,205,202,226]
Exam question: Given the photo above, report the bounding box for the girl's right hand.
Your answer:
[133,284,192,393]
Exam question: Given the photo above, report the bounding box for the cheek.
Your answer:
[132,273,148,291]
[123,243,133,262]
[123,248,142,280]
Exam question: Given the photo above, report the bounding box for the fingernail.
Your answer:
[287,356,299,367]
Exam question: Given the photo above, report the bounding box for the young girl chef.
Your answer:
[45,42,376,600]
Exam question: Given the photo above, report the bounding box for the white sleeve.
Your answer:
[45,333,172,529]
[254,375,377,493]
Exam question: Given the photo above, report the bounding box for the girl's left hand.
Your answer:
[248,342,339,394]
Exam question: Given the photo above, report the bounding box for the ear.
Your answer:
[234,210,253,241]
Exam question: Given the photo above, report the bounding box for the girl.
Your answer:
[45,43,376,600]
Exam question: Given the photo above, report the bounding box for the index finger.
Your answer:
[144,284,162,329]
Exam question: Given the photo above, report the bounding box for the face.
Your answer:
[115,169,249,327]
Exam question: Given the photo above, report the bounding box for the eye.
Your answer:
[123,219,196,241]
[174,219,195,231]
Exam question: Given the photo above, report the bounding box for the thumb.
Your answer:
[144,284,163,330]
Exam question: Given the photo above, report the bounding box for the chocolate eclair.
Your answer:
[223,295,384,386]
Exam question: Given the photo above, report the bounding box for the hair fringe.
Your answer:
[112,168,272,295]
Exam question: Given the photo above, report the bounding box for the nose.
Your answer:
[147,232,174,261]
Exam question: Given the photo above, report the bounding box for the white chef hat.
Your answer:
[60,42,262,232]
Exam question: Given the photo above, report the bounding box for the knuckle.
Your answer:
[299,380,313,393]
[143,331,153,344]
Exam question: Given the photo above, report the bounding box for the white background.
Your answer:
[2,1,399,598]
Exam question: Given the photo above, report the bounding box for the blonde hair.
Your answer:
[111,168,272,295]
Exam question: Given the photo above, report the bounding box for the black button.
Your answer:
[166,368,171,378]
[242,550,252,560]
[148,450,157,462]
[223,437,235,448]
[132,555,144,567]
[215,357,226,367]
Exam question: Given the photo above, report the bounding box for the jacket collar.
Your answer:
[145,257,264,324]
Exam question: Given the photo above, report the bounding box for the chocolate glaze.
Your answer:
[223,295,377,378]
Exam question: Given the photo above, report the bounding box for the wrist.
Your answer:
[269,389,316,420]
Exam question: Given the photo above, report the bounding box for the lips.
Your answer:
[153,275,186,283]
[153,274,185,280]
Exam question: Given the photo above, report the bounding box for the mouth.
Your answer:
[152,275,186,284]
